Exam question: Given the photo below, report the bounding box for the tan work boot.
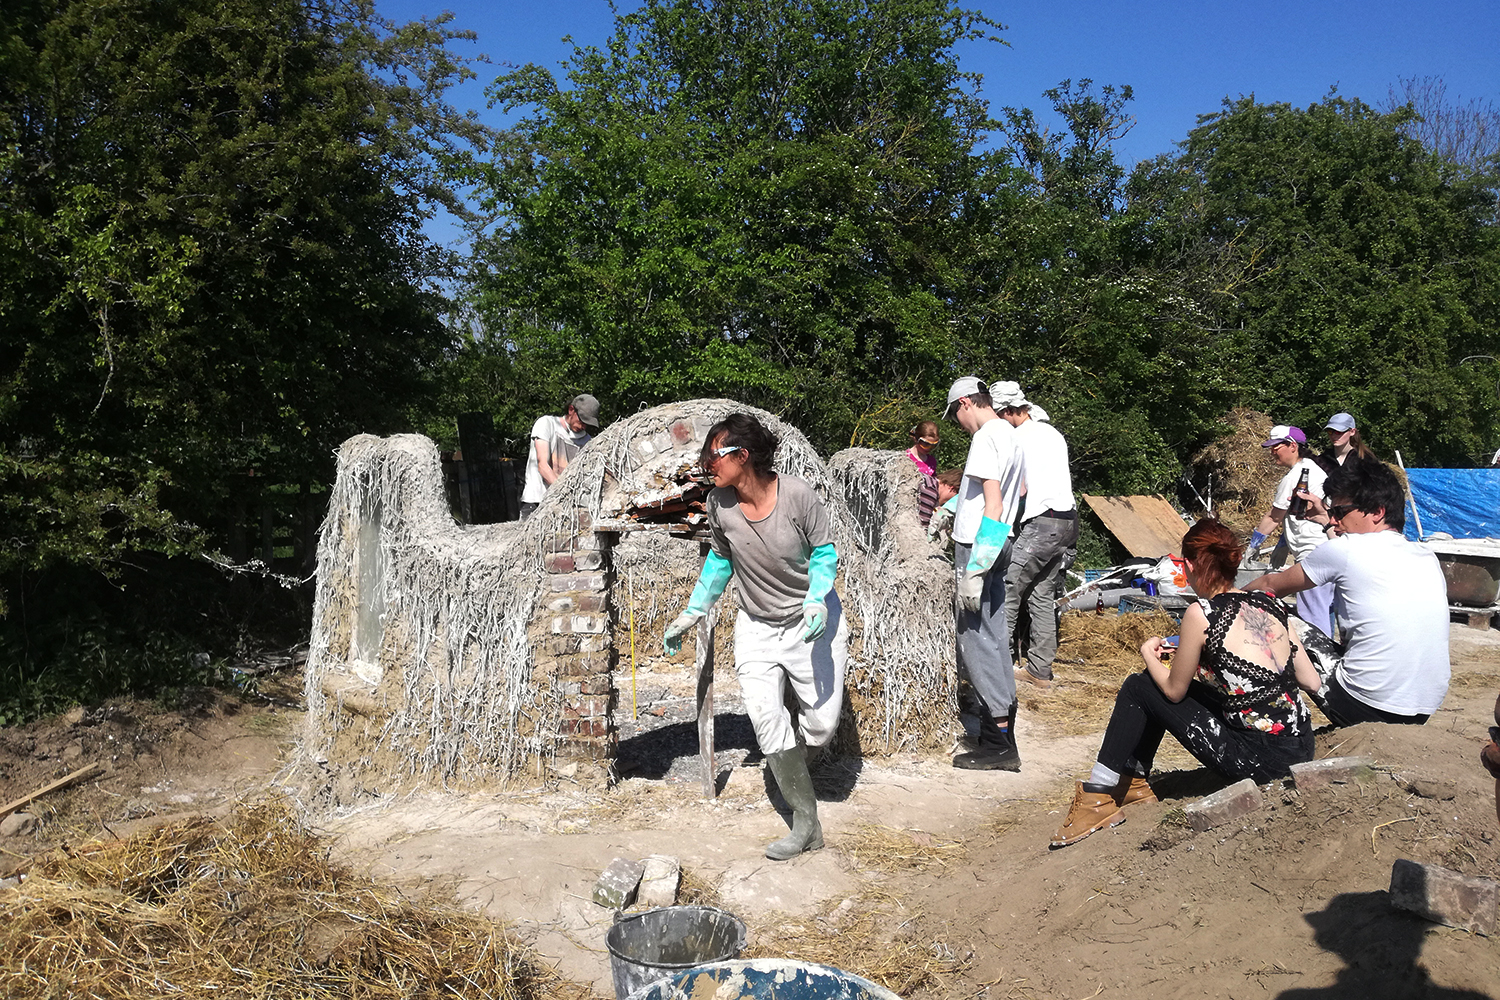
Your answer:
[1117,775,1158,806]
[1050,782,1126,848]
[1014,667,1052,691]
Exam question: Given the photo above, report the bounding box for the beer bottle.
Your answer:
[1287,467,1311,517]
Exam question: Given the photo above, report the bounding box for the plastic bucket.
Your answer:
[623,958,904,1000]
[606,906,747,1000]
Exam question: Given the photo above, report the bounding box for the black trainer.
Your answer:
[952,744,1021,771]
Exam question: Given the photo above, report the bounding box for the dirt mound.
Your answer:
[898,708,1500,999]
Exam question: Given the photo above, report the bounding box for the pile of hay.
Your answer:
[1186,408,1280,534]
[0,802,589,1000]
[1022,609,1180,735]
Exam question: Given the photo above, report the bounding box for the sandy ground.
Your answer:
[2,623,1498,999]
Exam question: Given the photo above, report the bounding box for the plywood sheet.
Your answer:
[1081,494,1192,558]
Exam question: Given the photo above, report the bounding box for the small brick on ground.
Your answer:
[1289,756,1375,792]
[1389,859,1498,936]
[593,857,646,909]
[636,855,681,908]
[1184,778,1263,832]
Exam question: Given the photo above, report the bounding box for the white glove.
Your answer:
[957,571,984,614]
[663,611,703,656]
[800,602,827,643]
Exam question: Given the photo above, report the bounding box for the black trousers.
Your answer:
[1321,675,1430,727]
[1097,672,1314,784]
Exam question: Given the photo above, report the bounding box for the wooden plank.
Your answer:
[1,762,103,818]
[1081,494,1192,558]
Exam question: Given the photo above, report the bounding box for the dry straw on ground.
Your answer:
[1022,609,1181,736]
[837,824,966,876]
[0,802,592,1000]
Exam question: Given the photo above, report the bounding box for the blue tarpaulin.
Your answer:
[1402,468,1500,540]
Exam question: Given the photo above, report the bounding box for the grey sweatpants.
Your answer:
[954,541,1015,722]
[1003,514,1078,680]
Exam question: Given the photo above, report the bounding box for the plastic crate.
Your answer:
[1083,569,1105,583]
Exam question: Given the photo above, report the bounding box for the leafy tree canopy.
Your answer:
[469,0,1004,450]
[0,0,490,591]
[1128,92,1500,466]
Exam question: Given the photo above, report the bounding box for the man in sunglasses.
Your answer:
[1244,461,1450,727]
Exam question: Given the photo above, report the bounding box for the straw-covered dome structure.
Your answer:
[297,400,957,803]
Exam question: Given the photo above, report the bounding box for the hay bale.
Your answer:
[1186,408,1281,534]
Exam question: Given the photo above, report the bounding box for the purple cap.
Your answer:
[1261,424,1306,448]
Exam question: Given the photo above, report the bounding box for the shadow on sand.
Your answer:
[1276,891,1493,1000]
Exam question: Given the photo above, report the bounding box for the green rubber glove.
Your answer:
[664,550,733,655]
[800,543,837,643]
[958,517,1010,614]
[800,602,827,643]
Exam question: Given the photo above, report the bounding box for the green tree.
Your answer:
[953,81,1227,493]
[468,0,1003,450]
[0,0,487,712]
[1128,93,1500,466]
[0,0,488,582]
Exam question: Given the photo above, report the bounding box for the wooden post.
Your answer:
[696,538,719,798]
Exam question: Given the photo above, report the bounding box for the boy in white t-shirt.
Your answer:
[943,377,1026,771]
[519,394,600,519]
[1245,461,1449,725]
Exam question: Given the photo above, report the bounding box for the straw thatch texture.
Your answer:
[826,448,956,751]
[302,400,960,799]
[1186,408,1281,534]
[0,802,591,1000]
[301,434,553,801]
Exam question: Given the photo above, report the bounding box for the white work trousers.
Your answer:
[733,592,848,755]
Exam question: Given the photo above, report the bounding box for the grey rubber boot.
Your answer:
[764,746,824,860]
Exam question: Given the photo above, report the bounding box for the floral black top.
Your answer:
[1192,591,1310,736]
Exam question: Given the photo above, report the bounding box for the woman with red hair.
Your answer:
[1052,518,1324,848]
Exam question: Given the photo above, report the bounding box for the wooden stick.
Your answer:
[1394,451,1424,539]
[1,762,103,818]
[695,544,720,799]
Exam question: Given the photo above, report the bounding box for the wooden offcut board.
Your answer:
[1081,494,1193,558]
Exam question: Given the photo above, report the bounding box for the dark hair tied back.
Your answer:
[701,413,779,478]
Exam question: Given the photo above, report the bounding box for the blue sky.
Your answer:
[378,0,1500,247]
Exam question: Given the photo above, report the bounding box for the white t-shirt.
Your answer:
[521,414,592,503]
[1013,418,1073,523]
[953,417,1025,545]
[1300,530,1450,716]
[1273,458,1329,560]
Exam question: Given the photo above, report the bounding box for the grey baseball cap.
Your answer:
[571,393,601,428]
[943,376,987,421]
[1325,412,1356,432]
